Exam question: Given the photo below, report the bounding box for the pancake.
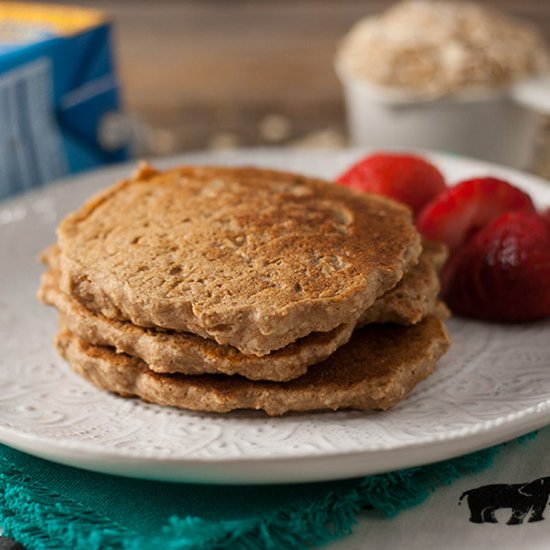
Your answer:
[39,242,443,381]
[358,239,446,326]
[57,164,421,356]
[55,316,450,416]
[42,273,353,382]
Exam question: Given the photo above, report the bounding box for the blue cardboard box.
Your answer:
[0,3,129,200]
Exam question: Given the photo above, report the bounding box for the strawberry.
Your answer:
[416,177,535,253]
[336,153,446,216]
[543,207,550,227]
[442,211,550,322]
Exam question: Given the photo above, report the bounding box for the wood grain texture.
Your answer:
[22,1,550,159]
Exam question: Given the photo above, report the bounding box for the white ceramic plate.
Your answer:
[1,148,550,485]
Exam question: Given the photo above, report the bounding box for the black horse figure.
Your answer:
[459,476,550,525]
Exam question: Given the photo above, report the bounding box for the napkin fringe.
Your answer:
[145,486,362,550]
[130,442,510,549]
[360,445,500,516]
[0,455,134,549]
[0,434,536,550]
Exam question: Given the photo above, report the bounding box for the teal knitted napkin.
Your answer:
[0,435,536,550]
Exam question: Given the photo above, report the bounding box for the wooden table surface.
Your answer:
[49,0,550,175]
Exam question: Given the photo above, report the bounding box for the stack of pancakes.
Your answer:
[39,164,450,416]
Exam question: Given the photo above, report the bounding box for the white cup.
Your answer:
[337,69,550,170]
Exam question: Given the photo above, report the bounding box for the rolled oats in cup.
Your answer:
[335,0,550,168]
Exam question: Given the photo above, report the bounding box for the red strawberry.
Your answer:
[417,177,535,253]
[336,153,446,216]
[442,211,550,322]
[543,207,550,226]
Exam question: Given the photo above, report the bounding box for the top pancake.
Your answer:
[57,164,421,356]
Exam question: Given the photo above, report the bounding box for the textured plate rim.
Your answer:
[1,146,550,484]
[0,401,548,484]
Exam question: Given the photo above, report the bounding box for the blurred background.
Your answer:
[82,1,550,158]
[1,0,550,199]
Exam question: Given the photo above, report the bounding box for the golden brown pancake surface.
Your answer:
[57,164,421,356]
[55,316,450,416]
